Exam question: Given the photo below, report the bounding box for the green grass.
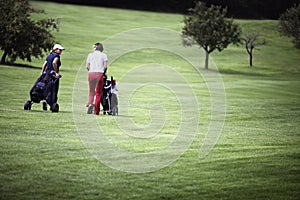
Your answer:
[1,1,300,199]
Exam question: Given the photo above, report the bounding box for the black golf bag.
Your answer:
[24,71,60,112]
[101,75,118,115]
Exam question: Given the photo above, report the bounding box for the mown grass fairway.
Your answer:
[0,1,300,199]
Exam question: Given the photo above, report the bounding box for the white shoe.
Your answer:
[87,104,94,114]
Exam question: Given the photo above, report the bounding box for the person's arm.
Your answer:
[86,62,90,71]
[52,57,60,76]
[86,54,90,71]
[104,60,108,72]
[41,61,47,73]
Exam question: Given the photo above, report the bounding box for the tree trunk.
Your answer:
[249,47,253,67]
[249,53,253,67]
[1,51,7,64]
[205,51,209,69]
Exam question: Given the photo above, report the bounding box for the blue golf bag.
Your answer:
[24,71,60,112]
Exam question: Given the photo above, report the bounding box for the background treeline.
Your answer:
[34,0,300,19]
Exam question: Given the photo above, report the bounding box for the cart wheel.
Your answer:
[51,103,59,112]
[24,100,32,110]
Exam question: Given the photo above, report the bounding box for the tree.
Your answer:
[241,33,266,67]
[278,3,300,49]
[182,1,241,69]
[0,0,59,64]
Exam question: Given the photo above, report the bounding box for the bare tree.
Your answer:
[242,33,266,67]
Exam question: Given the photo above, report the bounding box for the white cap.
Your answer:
[53,44,64,50]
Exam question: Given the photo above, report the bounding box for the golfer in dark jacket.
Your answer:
[41,44,64,111]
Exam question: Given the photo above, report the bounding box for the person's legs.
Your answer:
[94,73,104,115]
[88,73,99,105]
[46,81,54,107]
[46,78,59,110]
[47,79,59,110]
[52,79,59,104]
[46,87,52,106]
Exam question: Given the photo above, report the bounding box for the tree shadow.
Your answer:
[218,68,268,76]
[0,63,40,70]
[199,67,271,77]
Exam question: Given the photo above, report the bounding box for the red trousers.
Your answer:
[88,72,104,115]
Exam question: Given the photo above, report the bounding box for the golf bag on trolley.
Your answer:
[24,71,61,112]
[101,75,118,115]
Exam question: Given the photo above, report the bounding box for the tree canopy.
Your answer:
[0,0,59,64]
[37,0,299,19]
[278,4,300,49]
[182,1,241,69]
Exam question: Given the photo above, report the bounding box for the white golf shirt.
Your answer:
[86,50,108,73]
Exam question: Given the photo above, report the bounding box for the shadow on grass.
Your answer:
[94,114,132,118]
[111,114,132,118]
[23,109,72,113]
[218,68,269,77]
[0,63,40,70]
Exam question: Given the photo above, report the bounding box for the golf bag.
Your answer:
[101,75,118,115]
[24,71,60,112]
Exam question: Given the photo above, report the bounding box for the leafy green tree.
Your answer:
[0,0,59,64]
[279,4,300,49]
[242,33,266,67]
[182,1,241,69]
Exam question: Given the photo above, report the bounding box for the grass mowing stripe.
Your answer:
[0,1,299,199]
